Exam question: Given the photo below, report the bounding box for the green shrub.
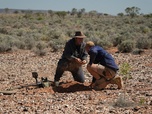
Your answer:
[87,37,100,45]
[35,41,46,50]
[140,26,150,33]
[98,39,113,49]
[120,62,131,80]
[118,40,135,53]
[32,41,46,56]
[23,37,35,50]
[136,37,151,49]
[10,38,25,49]
[132,48,144,55]
[0,42,11,52]
[32,47,46,56]
[149,36,152,48]
[0,27,8,34]
[112,36,126,46]
[114,63,134,107]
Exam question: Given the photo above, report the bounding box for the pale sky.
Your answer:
[0,0,151,15]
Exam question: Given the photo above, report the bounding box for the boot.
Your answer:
[94,78,108,90]
[109,76,123,89]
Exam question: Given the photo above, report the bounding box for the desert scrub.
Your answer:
[114,63,134,107]
[97,37,113,49]
[0,13,152,53]
[32,41,46,56]
[118,39,135,53]
[120,62,131,81]
[112,36,127,47]
[0,42,11,52]
[136,37,151,49]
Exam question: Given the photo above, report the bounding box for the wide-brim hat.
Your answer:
[74,31,86,38]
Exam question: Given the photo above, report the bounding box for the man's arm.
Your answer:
[88,51,97,65]
[62,40,76,61]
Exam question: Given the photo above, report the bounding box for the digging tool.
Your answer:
[32,72,38,84]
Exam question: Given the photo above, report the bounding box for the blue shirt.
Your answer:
[88,46,119,70]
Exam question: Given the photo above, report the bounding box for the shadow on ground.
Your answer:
[52,81,92,93]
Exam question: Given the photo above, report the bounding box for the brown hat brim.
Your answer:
[74,31,86,38]
[74,36,86,38]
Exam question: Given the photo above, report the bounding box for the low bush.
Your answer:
[136,37,151,49]
[118,40,135,53]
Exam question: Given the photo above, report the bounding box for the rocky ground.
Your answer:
[0,48,152,114]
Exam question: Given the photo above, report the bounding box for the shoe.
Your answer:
[54,81,60,87]
[110,76,123,89]
[93,78,108,90]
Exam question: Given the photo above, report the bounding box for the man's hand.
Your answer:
[75,58,86,65]
[81,60,87,64]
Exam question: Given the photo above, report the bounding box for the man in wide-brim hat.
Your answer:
[54,31,87,86]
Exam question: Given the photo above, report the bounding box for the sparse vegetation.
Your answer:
[0,7,151,113]
[118,39,135,53]
[0,8,152,55]
[114,63,133,107]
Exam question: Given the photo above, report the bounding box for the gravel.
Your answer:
[0,49,152,114]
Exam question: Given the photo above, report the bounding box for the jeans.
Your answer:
[54,59,85,83]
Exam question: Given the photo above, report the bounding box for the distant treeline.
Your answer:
[0,6,152,17]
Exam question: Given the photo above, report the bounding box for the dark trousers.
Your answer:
[54,59,85,83]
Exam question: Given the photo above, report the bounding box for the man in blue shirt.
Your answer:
[85,41,123,90]
[54,31,88,86]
